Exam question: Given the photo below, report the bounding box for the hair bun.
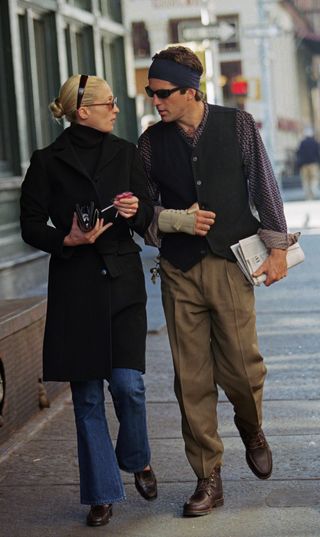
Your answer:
[49,97,65,119]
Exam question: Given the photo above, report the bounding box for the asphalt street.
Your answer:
[0,199,319,537]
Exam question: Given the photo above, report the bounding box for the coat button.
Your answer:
[101,268,108,277]
[192,156,198,162]
[196,180,202,186]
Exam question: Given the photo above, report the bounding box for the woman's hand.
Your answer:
[63,213,112,246]
[113,192,139,219]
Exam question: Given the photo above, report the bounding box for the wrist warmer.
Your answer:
[158,208,196,235]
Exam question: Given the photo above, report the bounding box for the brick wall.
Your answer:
[0,298,67,445]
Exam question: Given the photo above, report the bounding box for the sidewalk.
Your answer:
[0,200,319,537]
[283,197,320,232]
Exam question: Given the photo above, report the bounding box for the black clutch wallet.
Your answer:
[75,201,99,232]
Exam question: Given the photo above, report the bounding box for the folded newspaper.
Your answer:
[231,234,305,286]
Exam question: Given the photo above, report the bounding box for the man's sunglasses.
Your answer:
[145,86,184,99]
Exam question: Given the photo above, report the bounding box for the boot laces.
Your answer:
[246,430,267,449]
[196,472,219,496]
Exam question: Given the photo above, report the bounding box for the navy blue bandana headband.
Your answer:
[148,58,201,90]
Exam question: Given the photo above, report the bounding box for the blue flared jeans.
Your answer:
[70,368,151,505]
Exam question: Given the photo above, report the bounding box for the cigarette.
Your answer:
[100,204,114,213]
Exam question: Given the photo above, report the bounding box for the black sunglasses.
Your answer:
[145,86,184,99]
[76,74,89,109]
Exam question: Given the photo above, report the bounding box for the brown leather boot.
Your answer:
[183,466,224,517]
[235,417,273,479]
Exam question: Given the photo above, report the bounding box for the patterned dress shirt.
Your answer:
[138,102,289,249]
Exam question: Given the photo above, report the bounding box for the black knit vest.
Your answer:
[149,104,260,271]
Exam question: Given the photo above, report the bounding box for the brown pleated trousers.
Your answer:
[160,254,267,478]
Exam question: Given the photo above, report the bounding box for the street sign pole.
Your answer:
[201,0,222,105]
[257,0,277,177]
[209,40,223,105]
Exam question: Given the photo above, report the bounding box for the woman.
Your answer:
[20,74,157,527]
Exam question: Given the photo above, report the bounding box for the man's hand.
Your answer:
[63,214,112,246]
[188,203,215,237]
[253,248,288,287]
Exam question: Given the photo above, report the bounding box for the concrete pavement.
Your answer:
[0,199,319,537]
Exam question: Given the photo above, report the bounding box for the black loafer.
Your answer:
[134,466,158,501]
[86,504,112,526]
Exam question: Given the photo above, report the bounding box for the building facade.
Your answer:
[122,0,320,179]
[0,0,136,299]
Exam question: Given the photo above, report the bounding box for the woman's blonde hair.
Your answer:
[48,75,108,122]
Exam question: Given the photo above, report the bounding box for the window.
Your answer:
[34,19,52,147]
[66,0,92,10]
[18,10,61,152]
[132,22,150,58]
[220,61,243,108]
[0,4,20,176]
[99,0,122,22]
[19,15,37,157]
[7,0,131,161]
[65,23,96,76]
[106,36,137,141]
[101,36,115,90]
[135,67,149,95]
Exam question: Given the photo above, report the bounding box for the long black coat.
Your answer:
[20,128,153,381]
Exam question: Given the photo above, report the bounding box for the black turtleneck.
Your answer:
[69,123,106,180]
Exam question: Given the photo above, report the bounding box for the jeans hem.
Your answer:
[119,459,151,473]
[81,495,126,506]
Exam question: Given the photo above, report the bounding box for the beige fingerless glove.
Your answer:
[158,208,197,235]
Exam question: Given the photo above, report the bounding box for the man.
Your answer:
[138,46,290,517]
[296,128,320,200]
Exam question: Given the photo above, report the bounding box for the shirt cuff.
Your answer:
[258,228,300,249]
